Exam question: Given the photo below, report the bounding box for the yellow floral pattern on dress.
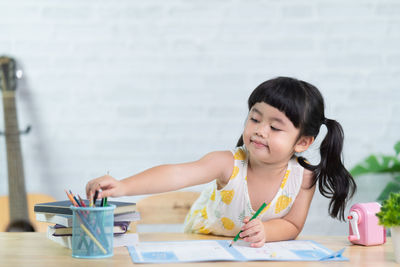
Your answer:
[234,148,246,160]
[198,226,211,234]
[280,170,291,189]
[274,195,292,214]
[230,166,239,180]
[221,217,235,230]
[210,189,215,201]
[220,190,234,205]
[201,207,208,219]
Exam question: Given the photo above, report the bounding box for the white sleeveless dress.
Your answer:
[183,146,304,236]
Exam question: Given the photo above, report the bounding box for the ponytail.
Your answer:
[299,118,356,221]
[236,135,244,147]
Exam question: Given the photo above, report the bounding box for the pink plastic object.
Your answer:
[348,202,386,246]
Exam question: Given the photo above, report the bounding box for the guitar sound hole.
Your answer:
[6,220,35,232]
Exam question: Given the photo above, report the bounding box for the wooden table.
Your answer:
[0,232,396,266]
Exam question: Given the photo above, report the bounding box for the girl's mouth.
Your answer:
[250,138,268,149]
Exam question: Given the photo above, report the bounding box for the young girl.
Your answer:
[86,76,356,248]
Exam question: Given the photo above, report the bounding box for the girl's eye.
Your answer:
[271,126,281,131]
[250,118,259,123]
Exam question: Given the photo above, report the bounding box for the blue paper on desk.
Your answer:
[127,239,348,263]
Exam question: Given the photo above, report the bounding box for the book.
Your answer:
[114,211,141,222]
[34,199,136,215]
[36,211,140,227]
[51,221,130,236]
[36,213,72,227]
[46,226,72,248]
[46,226,139,248]
[127,239,348,263]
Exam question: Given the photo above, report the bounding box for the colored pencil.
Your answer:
[65,190,79,207]
[77,194,87,207]
[73,195,82,207]
[93,190,99,207]
[89,191,93,207]
[80,223,107,254]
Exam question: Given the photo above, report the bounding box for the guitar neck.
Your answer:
[2,92,29,222]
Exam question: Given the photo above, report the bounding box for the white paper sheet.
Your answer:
[127,239,347,263]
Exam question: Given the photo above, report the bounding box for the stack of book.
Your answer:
[34,199,140,248]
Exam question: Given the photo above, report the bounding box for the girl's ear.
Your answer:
[294,136,314,153]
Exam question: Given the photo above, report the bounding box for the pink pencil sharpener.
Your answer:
[348,202,386,246]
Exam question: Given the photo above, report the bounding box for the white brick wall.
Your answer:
[1,0,399,235]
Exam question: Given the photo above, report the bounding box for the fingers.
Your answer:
[85,175,115,199]
[241,231,263,243]
[240,230,265,246]
[241,217,260,231]
[250,240,265,248]
[98,187,116,198]
[239,222,261,239]
[86,179,100,199]
[240,218,265,246]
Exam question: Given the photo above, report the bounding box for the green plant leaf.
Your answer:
[350,164,370,176]
[382,156,400,172]
[395,141,400,156]
[350,155,381,176]
[365,155,381,171]
[376,192,400,227]
[394,175,400,183]
[377,181,400,202]
[350,155,400,177]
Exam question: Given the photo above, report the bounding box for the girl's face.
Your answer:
[243,102,312,165]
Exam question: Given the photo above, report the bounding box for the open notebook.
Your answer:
[127,239,347,263]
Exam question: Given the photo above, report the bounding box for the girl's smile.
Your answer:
[249,136,269,150]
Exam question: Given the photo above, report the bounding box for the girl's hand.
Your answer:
[239,216,266,248]
[85,175,125,199]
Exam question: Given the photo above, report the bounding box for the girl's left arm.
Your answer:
[263,168,316,242]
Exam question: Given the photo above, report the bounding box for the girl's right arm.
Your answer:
[85,151,234,199]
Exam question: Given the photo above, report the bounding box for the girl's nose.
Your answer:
[255,124,269,137]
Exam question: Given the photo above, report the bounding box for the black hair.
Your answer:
[237,77,356,221]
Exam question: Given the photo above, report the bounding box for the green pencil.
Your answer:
[229,202,267,247]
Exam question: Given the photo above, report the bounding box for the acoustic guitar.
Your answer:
[0,56,55,232]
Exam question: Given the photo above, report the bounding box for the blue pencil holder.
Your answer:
[71,205,115,259]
